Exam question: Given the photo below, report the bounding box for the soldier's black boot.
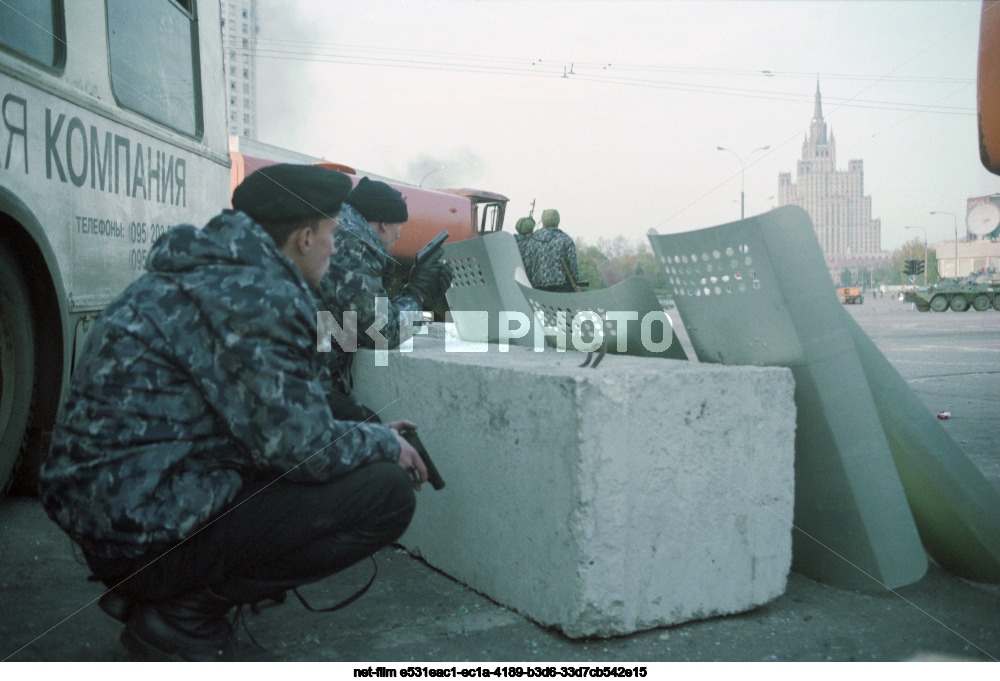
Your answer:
[120,588,237,662]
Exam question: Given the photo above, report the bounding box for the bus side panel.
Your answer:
[0,0,230,490]
[0,71,230,312]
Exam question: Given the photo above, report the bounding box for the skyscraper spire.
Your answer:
[810,80,827,144]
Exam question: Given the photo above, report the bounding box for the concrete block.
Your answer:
[352,332,796,638]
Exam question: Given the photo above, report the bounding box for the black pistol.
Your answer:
[400,428,446,490]
[411,230,449,269]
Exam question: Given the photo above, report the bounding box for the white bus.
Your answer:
[0,0,231,492]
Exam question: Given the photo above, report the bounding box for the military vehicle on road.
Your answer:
[904,279,1000,312]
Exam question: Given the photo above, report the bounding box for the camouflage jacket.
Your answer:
[514,233,537,282]
[314,203,421,383]
[523,227,579,289]
[39,210,401,559]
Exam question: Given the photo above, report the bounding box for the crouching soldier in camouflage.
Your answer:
[315,177,452,420]
[39,164,429,661]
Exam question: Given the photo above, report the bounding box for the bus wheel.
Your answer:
[0,245,35,494]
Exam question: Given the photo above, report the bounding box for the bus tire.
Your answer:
[0,245,36,495]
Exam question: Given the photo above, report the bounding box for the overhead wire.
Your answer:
[224,38,976,118]
[225,2,986,232]
[232,36,974,85]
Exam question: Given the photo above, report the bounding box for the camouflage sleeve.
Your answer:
[316,239,422,355]
[565,238,580,282]
[178,274,402,483]
[243,311,401,483]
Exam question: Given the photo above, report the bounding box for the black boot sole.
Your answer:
[120,626,184,662]
[121,609,236,661]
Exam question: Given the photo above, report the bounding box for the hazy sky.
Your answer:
[252,0,1000,252]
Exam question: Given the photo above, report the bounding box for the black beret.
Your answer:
[346,177,409,223]
[232,163,352,223]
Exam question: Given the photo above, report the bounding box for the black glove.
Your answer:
[405,257,453,303]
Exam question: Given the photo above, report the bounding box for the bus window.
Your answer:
[0,0,63,69]
[106,0,201,137]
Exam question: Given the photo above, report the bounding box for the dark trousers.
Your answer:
[86,462,415,604]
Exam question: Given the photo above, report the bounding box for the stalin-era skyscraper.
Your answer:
[778,82,886,271]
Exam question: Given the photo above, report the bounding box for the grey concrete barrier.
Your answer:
[352,333,796,637]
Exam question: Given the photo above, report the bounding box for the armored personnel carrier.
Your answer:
[904,279,1000,312]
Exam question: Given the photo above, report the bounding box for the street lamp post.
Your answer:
[717,145,770,220]
[735,195,775,214]
[930,211,958,279]
[904,225,928,285]
[419,166,445,187]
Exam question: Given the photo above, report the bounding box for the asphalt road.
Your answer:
[2,296,998,663]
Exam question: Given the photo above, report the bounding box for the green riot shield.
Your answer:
[442,231,537,347]
[843,309,1000,583]
[517,277,687,360]
[648,206,928,590]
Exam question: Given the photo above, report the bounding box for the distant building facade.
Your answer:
[931,239,1000,278]
[926,195,1000,279]
[778,83,887,275]
[221,0,258,139]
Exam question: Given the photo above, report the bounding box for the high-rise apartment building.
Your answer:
[778,83,884,265]
[220,0,257,139]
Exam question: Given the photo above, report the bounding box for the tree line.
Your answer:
[574,235,946,293]
[838,237,942,288]
[573,236,666,292]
